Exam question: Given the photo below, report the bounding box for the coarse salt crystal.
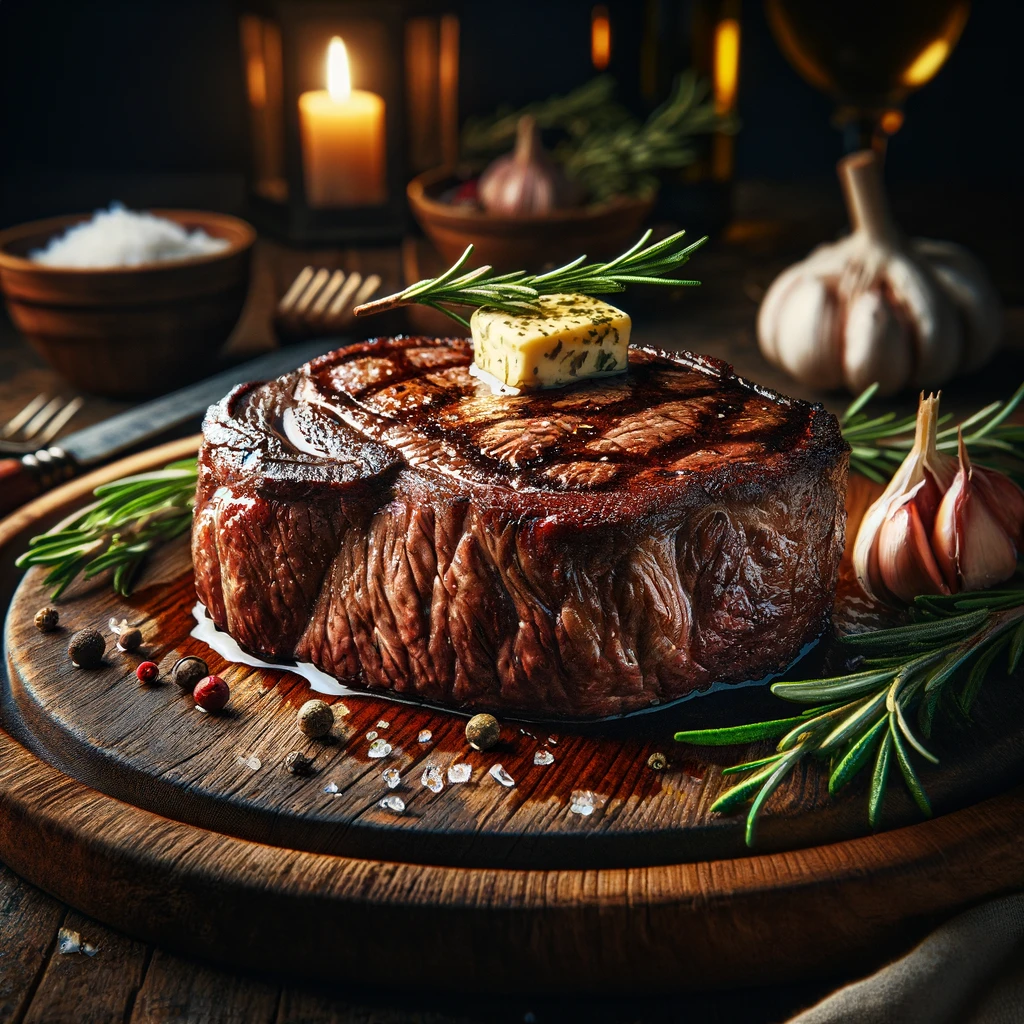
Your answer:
[570,790,605,816]
[533,749,554,766]
[448,763,472,784]
[382,767,401,789]
[323,782,339,795]
[421,766,444,793]
[377,720,390,729]
[379,794,406,813]
[417,729,433,744]
[236,754,262,771]
[366,730,378,741]
[368,739,392,758]
[489,764,515,787]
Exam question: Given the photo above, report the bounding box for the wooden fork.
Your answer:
[274,267,383,344]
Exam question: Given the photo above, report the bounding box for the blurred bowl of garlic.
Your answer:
[0,204,255,397]
[408,163,655,273]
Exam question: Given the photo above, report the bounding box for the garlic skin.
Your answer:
[758,151,1001,396]
[933,435,1020,593]
[855,393,1024,604]
[478,115,577,216]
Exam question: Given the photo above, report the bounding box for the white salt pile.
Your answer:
[30,202,229,268]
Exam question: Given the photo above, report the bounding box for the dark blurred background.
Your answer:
[1,0,1022,229]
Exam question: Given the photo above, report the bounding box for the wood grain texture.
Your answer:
[2,443,1024,991]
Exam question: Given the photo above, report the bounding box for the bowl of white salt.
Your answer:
[0,204,255,396]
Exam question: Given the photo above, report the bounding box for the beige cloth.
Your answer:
[789,894,1024,1024]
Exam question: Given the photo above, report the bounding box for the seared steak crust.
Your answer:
[193,337,848,718]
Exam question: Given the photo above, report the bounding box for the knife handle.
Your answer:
[0,448,75,518]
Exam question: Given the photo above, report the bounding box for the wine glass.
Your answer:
[764,0,970,152]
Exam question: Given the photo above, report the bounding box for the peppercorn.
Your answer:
[297,699,334,738]
[647,752,668,771]
[117,628,143,653]
[136,661,160,684]
[284,750,316,776]
[68,629,104,668]
[171,656,208,690]
[194,674,229,711]
[34,607,59,633]
[465,713,501,751]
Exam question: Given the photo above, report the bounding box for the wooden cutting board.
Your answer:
[2,437,1024,992]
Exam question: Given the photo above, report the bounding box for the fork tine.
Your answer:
[23,397,65,440]
[328,273,363,318]
[295,268,331,316]
[353,274,381,306]
[37,396,84,444]
[278,266,315,315]
[2,394,48,438]
[310,270,346,318]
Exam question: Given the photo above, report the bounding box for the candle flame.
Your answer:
[591,6,611,71]
[327,36,352,102]
[713,18,740,115]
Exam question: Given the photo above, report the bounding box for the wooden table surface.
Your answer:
[1,182,1022,1022]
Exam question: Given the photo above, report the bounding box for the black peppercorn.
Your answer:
[284,750,316,776]
[117,628,143,652]
[297,699,334,738]
[68,629,104,668]
[465,713,501,751]
[171,656,208,690]
[34,607,59,633]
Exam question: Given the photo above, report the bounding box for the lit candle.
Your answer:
[298,37,386,207]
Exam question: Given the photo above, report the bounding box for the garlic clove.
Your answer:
[914,239,1002,372]
[876,487,950,603]
[933,433,1019,592]
[771,275,844,390]
[972,465,1024,549]
[854,393,955,602]
[842,288,913,397]
[886,252,963,388]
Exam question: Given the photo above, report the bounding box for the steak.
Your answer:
[192,336,848,719]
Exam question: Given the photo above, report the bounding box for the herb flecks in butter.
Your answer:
[470,294,630,391]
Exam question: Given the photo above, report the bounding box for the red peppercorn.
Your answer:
[136,661,159,684]
[193,674,230,712]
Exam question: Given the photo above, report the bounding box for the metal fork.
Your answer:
[274,267,383,344]
[0,394,84,454]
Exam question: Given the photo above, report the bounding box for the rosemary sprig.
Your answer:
[16,459,198,598]
[842,382,1024,483]
[675,586,1024,847]
[353,229,707,330]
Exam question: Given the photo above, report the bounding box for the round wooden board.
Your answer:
[3,438,1024,992]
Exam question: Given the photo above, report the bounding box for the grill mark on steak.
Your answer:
[194,337,849,718]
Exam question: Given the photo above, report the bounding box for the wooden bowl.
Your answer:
[0,210,255,397]
[408,167,656,273]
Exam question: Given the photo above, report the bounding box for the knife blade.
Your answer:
[0,338,342,517]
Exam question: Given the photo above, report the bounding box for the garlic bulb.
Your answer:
[758,151,1001,396]
[478,115,577,216]
[854,393,1024,604]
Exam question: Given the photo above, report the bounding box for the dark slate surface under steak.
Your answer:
[192,336,848,719]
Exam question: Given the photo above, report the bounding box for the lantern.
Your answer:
[239,0,460,242]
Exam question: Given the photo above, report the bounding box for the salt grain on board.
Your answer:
[417,729,433,744]
[368,739,392,758]
[421,766,444,793]
[448,763,472,784]
[382,767,401,789]
[379,795,406,813]
[489,764,515,787]
[533,750,554,766]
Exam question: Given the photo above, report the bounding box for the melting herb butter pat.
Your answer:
[470,294,630,391]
